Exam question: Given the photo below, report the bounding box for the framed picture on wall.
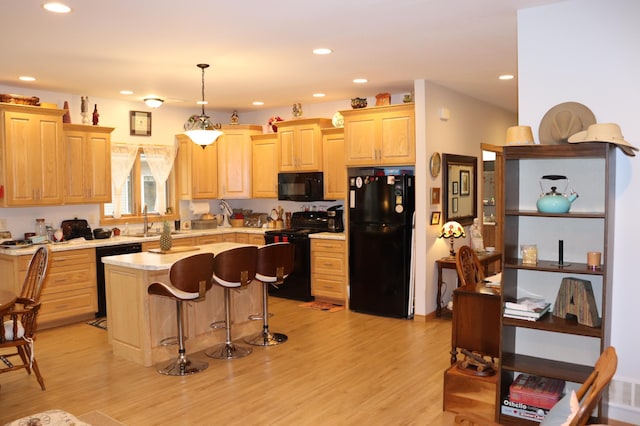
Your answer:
[431,187,441,205]
[130,111,152,136]
[460,170,470,195]
[452,197,459,213]
[430,211,441,225]
[452,181,459,195]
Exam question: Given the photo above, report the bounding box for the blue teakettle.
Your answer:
[536,175,579,213]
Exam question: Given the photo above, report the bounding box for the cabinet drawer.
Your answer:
[311,252,345,276]
[42,267,95,295]
[40,287,97,323]
[248,234,265,246]
[311,239,344,253]
[234,233,249,244]
[196,235,223,245]
[222,234,236,242]
[50,249,95,270]
[143,237,195,251]
[311,274,345,298]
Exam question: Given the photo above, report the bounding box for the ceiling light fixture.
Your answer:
[353,78,368,84]
[183,63,223,148]
[499,74,515,80]
[144,97,164,108]
[252,101,264,106]
[313,48,333,55]
[120,90,134,95]
[313,93,325,98]
[19,76,36,82]
[43,2,71,13]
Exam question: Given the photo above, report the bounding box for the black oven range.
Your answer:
[263,211,331,302]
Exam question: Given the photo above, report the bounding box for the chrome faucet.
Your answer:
[143,205,149,237]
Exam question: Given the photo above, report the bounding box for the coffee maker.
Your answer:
[327,205,344,232]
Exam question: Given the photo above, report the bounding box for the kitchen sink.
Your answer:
[128,232,182,237]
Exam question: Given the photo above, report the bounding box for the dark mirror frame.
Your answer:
[442,153,478,226]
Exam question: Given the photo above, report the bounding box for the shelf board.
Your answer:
[501,352,593,383]
[502,313,602,337]
[504,259,604,275]
[505,209,605,219]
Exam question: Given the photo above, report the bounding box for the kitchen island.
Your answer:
[102,242,262,367]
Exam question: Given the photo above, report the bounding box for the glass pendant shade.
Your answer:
[184,63,222,148]
[144,98,164,108]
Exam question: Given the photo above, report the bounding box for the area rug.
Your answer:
[298,301,345,313]
[78,410,126,426]
[87,317,107,330]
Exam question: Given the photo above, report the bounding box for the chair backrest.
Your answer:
[455,245,485,287]
[20,245,49,305]
[213,246,258,288]
[169,253,215,297]
[255,242,294,284]
[570,346,618,426]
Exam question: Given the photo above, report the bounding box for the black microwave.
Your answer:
[278,172,325,202]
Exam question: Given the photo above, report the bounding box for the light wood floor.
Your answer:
[1,298,457,425]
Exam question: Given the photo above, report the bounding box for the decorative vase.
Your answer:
[159,221,172,251]
[92,104,99,125]
[63,101,71,123]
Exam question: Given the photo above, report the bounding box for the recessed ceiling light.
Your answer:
[353,78,368,84]
[43,2,71,13]
[313,93,325,98]
[196,100,208,105]
[499,74,514,80]
[313,48,333,55]
[19,76,36,82]
[252,101,264,106]
[120,90,134,95]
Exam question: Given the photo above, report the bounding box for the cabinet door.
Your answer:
[296,125,322,171]
[278,128,296,171]
[86,131,112,202]
[379,111,415,164]
[192,143,218,199]
[252,135,279,198]
[322,129,346,199]
[176,135,193,200]
[344,116,377,165]
[217,128,258,199]
[4,111,63,206]
[63,127,112,203]
[63,130,87,203]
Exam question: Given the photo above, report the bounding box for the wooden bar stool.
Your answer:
[245,242,295,346]
[205,246,258,359]
[147,253,214,375]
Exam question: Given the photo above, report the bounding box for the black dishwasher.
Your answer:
[95,243,142,317]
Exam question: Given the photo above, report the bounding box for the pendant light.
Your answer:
[183,63,223,148]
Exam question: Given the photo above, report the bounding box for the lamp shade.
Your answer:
[438,221,466,239]
[184,114,223,147]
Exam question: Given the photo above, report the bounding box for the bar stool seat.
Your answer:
[148,253,214,375]
[245,242,295,346]
[205,246,258,359]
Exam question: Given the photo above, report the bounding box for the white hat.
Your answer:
[568,123,638,157]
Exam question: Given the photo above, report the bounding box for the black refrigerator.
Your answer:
[348,173,415,318]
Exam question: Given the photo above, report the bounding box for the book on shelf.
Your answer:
[505,297,548,312]
[509,373,565,410]
[504,303,551,320]
[500,404,547,422]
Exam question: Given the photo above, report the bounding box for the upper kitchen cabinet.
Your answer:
[277,118,332,171]
[0,104,65,206]
[342,103,415,166]
[322,127,346,199]
[63,124,114,204]
[217,125,261,199]
[175,133,218,200]
[251,133,279,198]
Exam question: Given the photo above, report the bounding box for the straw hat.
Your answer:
[538,102,596,144]
[568,123,638,157]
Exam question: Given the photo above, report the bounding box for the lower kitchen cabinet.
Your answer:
[311,239,347,304]
[142,237,196,251]
[40,249,98,328]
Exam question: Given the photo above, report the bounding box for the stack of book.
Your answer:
[501,373,565,422]
[503,297,551,321]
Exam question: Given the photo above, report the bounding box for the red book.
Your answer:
[509,374,565,410]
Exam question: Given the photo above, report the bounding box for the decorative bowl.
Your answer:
[230,218,245,228]
[351,97,367,109]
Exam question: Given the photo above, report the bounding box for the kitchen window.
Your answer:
[101,147,177,225]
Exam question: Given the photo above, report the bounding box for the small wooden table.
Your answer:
[435,251,502,317]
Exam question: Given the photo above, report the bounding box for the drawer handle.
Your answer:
[55,304,68,309]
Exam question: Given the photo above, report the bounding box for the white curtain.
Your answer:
[111,143,139,218]
[143,142,178,215]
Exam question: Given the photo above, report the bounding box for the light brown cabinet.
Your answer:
[277,118,332,171]
[176,134,218,200]
[251,134,279,198]
[217,125,262,199]
[321,127,346,200]
[0,104,65,206]
[342,104,415,166]
[63,124,114,203]
[311,238,347,304]
[142,236,196,251]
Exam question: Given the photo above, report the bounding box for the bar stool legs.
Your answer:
[159,300,208,375]
[205,288,252,359]
[245,282,287,346]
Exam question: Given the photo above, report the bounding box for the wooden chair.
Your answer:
[0,246,49,390]
[455,245,485,288]
[454,346,618,426]
[205,246,258,359]
[147,253,215,375]
[245,242,295,346]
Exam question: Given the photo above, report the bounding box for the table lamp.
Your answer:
[438,221,466,257]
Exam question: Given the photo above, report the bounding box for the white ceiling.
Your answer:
[2,0,565,113]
